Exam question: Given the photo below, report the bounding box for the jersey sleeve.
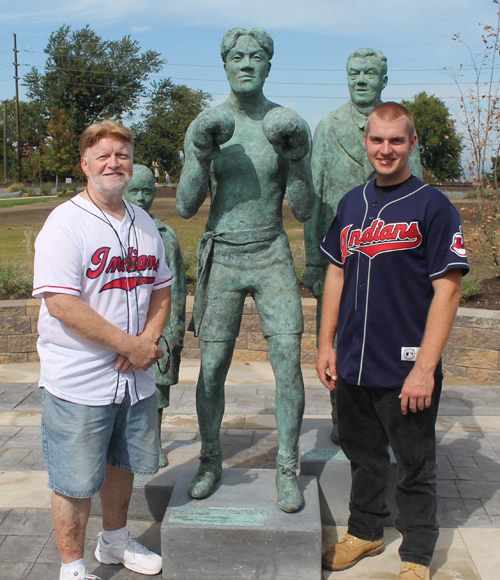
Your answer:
[425,203,469,280]
[319,215,343,267]
[32,221,84,298]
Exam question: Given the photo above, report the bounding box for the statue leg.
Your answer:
[316,295,339,445]
[188,339,236,499]
[156,385,171,469]
[267,334,305,513]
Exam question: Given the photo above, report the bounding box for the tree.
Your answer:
[42,107,76,193]
[0,99,47,182]
[445,1,500,272]
[23,25,164,138]
[402,92,462,181]
[132,79,211,179]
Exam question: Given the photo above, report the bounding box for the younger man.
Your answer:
[316,102,468,580]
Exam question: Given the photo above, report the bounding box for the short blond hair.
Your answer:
[79,119,133,157]
[366,102,415,138]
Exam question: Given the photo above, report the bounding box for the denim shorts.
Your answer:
[40,388,159,498]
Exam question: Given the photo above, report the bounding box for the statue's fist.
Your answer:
[191,108,235,160]
[262,108,310,160]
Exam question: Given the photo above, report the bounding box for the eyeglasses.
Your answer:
[155,335,171,374]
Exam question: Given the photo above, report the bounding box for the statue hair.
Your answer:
[347,48,388,76]
[365,102,415,137]
[132,164,155,184]
[79,119,133,157]
[220,28,274,62]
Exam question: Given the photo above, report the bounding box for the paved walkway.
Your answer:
[1,360,500,579]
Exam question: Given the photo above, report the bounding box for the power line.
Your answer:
[15,63,472,88]
[168,77,461,86]
[210,93,462,100]
[15,51,485,73]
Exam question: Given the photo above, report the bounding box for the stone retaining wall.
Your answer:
[0,299,40,364]
[4,298,500,382]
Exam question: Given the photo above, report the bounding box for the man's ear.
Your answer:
[81,156,89,177]
[410,133,418,153]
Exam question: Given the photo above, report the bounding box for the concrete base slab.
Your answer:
[161,466,322,580]
[299,418,398,526]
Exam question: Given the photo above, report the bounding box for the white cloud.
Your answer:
[131,25,151,32]
[0,0,495,39]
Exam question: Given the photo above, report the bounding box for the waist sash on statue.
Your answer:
[192,221,284,337]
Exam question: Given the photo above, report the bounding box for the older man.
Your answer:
[177,27,314,513]
[33,121,173,580]
[304,48,422,442]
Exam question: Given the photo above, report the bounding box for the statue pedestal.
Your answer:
[161,466,322,580]
[299,418,398,526]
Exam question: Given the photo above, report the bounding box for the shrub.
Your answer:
[460,276,483,304]
[41,183,52,196]
[6,183,25,194]
[0,259,33,300]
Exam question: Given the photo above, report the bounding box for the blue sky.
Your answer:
[0,0,497,132]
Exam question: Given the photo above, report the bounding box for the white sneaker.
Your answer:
[61,571,100,580]
[94,530,162,575]
[60,564,100,580]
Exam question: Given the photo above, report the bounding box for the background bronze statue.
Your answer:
[303,48,423,444]
[177,28,314,512]
[124,164,186,468]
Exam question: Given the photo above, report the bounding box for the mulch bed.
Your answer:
[461,276,500,310]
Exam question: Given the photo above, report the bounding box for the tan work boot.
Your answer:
[397,562,430,579]
[322,533,385,571]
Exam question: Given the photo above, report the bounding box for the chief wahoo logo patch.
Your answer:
[450,226,467,257]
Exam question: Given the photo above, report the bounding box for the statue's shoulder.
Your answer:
[331,101,353,123]
[151,214,176,237]
[315,101,352,135]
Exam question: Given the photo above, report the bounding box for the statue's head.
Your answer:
[221,28,274,96]
[123,164,156,213]
[346,48,388,111]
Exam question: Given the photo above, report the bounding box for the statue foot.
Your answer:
[188,457,222,499]
[331,424,340,446]
[275,455,303,513]
[159,447,169,469]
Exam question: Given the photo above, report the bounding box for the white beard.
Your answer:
[87,172,132,198]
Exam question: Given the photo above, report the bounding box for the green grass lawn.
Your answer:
[0,197,58,209]
[0,226,38,262]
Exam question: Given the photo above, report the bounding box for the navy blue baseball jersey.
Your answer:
[320,177,469,388]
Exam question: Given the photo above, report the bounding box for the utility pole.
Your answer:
[3,101,7,183]
[13,34,21,183]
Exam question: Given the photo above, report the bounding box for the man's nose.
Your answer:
[107,154,120,167]
[380,140,391,154]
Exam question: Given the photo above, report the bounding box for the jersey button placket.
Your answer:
[353,251,370,366]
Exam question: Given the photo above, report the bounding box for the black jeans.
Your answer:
[336,375,442,567]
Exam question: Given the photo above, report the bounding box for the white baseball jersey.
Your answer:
[33,195,174,406]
